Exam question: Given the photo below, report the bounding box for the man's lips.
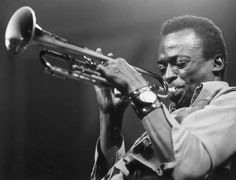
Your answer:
[170,86,185,102]
[174,87,185,96]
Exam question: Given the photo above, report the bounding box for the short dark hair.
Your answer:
[161,15,227,78]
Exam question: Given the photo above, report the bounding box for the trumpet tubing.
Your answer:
[5,6,174,99]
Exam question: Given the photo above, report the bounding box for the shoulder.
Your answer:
[211,84,236,103]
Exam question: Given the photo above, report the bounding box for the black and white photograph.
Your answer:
[1,0,236,179]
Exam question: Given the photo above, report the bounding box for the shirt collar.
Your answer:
[190,81,229,106]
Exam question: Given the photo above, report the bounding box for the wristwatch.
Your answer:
[138,90,158,104]
[129,85,161,119]
[129,85,159,106]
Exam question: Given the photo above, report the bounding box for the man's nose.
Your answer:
[163,64,178,83]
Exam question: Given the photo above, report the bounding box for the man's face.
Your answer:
[157,29,214,108]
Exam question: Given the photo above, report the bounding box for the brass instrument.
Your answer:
[5,6,175,98]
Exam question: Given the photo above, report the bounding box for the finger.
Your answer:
[96,64,120,91]
[113,88,122,98]
[94,85,101,92]
[108,52,114,58]
[96,64,111,77]
[122,96,131,105]
[99,58,115,67]
[94,85,110,94]
[94,85,112,102]
[96,48,102,54]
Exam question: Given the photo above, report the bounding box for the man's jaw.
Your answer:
[171,86,185,103]
[170,85,193,108]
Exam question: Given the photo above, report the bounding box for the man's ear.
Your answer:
[212,55,225,73]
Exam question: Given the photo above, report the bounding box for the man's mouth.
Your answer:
[174,87,185,95]
[170,86,186,103]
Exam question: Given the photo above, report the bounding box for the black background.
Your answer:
[1,0,236,179]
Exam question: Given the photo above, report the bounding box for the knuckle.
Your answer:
[96,48,102,54]
[115,58,126,66]
[117,58,126,62]
[108,52,114,57]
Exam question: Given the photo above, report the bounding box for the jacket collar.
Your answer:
[190,81,228,106]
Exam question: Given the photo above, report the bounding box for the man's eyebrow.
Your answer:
[157,55,178,64]
[157,55,191,64]
[157,59,166,65]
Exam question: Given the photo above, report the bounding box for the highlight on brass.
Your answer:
[5,6,175,99]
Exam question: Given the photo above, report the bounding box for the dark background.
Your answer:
[1,0,236,179]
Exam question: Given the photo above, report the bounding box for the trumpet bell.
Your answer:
[5,6,36,55]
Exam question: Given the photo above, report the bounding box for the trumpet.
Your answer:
[5,6,175,98]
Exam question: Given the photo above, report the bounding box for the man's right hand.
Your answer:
[93,49,130,166]
[94,86,129,129]
[94,48,130,127]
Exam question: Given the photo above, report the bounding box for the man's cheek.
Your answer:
[179,69,197,82]
[178,70,189,81]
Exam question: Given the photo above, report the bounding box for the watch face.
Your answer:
[139,91,157,104]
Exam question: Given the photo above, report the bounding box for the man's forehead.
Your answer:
[160,29,202,50]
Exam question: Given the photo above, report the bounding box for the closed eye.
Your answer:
[158,64,167,75]
[176,62,187,68]
[175,58,190,69]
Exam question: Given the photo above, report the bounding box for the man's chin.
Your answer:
[170,88,184,104]
[170,87,192,108]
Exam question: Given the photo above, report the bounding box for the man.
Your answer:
[91,15,236,180]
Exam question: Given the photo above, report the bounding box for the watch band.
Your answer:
[132,101,162,119]
[128,84,162,119]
